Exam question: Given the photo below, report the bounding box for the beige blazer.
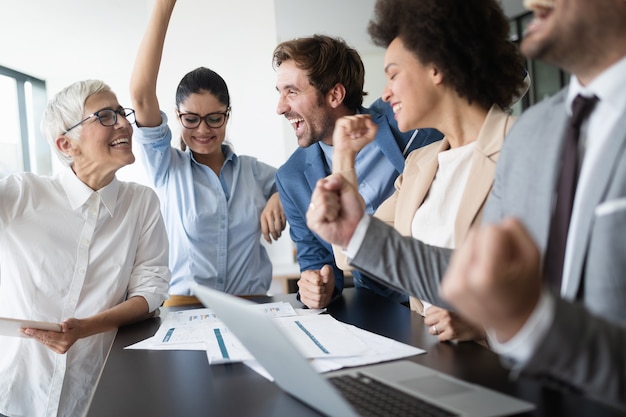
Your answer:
[335,105,516,312]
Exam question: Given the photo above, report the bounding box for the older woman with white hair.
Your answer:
[0,79,170,417]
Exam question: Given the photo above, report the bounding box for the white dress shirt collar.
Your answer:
[566,54,626,115]
[61,167,119,217]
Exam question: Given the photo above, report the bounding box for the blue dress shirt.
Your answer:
[276,98,443,302]
[134,112,277,296]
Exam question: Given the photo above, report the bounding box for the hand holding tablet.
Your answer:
[0,317,62,338]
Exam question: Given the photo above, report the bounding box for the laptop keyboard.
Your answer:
[329,373,459,417]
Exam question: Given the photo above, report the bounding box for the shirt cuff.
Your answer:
[132,110,170,144]
[488,289,555,366]
[343,214,371,260]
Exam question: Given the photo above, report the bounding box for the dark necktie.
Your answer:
[543,94,598,290]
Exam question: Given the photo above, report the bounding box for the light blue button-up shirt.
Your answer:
[318,140,397,215]
[134,112,277,295]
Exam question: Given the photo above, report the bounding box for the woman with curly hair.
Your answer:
[330,0,528,343]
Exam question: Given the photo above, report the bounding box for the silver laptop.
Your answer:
[194,286,535,417]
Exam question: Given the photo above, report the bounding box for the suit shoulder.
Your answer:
[277,146,314,176]
[515,89,567,127]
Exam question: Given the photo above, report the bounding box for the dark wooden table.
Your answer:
[86,287,624,416]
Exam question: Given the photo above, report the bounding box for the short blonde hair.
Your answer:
[41,80,111,166]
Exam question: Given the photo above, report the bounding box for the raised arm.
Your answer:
[331,114,377,186]
[129,0,177,128]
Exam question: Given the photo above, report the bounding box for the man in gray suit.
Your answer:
[306,0,626,410]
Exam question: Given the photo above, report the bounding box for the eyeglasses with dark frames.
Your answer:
[177,108,231,129]
[63,107,136,134]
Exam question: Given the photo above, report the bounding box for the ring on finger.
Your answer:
[431,325,439,335]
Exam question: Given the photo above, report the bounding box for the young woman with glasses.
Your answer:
[130,0,286,305]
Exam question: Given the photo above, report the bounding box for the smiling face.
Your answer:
[275,60,335,147]
[177,90,228,158]
[57,90,135,188]
[382,37,440,133]
[521,0,615,77]
[521,0,566,62]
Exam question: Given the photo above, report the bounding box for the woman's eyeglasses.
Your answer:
[63,108,136,134]
[177,108,231,129]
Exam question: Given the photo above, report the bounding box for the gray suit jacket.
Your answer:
[351,89,626,410]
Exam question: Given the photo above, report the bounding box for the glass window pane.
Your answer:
[533,60,564,102]
[0,74,23,176]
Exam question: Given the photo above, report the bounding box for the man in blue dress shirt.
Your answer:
[273,34,442,308]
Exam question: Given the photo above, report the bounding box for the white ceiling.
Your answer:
[275,0,530,53]
[275,0,379,52]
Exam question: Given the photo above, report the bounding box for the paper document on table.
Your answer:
[126,302,422,371]
[125,302,297,352]
[310,323,426,372]
[204,314,370,364]
[273,314,369,358]
[245,321,426,380]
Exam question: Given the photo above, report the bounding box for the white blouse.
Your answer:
[411,142,476,313]
[411,142,476,248]
[0,169,170,417]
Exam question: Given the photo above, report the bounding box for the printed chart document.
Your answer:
[245,322,426,381]
[127,302,425,375]
[126,302,298,355]
[0,317,62,338]
[127,303,369,363]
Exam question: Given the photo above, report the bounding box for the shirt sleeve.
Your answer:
[344,214,371,259]
[487,289,555,370]
[275,171,346,291]
[126,187,171,311]
[132,111,175,187]
[0,174,22,229]
[254,159,278,198]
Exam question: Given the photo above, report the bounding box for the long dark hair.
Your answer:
[175,67,230,150]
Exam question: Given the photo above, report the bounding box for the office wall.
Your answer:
[0,0,529,273]
[0,0,387,268]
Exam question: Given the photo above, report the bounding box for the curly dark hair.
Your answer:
[272,34,366,112]
[368,0,525,110]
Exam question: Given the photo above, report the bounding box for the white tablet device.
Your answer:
[0,317,62,338]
